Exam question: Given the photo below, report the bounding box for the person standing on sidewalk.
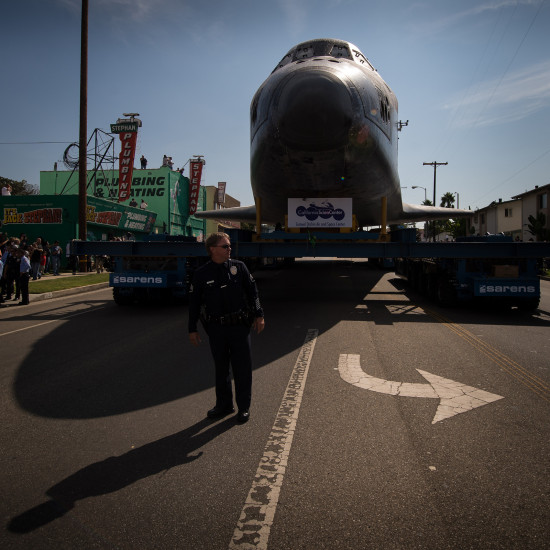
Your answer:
[30,243,42,280]
[17,248,31,305]
[50,241,62,276]
[4,244,21,301]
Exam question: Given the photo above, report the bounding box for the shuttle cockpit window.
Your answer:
[351,48,376,71]
[295,44,315,59]
[274,40,376,72]
[330,44,352,60]
[274,53,293,71]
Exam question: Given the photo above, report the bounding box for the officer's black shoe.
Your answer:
[237,410,250,423]
[207,405,235,419]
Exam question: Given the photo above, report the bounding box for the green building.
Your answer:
[1,194,157,260]
[39,166,206,239]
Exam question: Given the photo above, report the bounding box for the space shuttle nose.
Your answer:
[276,72,353,150]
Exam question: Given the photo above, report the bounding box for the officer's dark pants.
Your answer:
[207,323,252,412]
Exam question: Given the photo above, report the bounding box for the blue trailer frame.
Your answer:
[73,230,550,307]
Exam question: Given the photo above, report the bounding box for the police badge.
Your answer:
[230,266,238,276]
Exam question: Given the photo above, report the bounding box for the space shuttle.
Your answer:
[196,38,469,227]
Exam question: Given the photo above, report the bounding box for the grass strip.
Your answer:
[29,273,109,294]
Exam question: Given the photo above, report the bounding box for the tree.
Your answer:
[437,192,457,237]
[421,199,434,241]
[0,176,38,195]
[448,218,467,239]
[526,212,550,241]
[440,192,455,208]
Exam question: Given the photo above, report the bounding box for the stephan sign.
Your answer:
[110,122,139,133]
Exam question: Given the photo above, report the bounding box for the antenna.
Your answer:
[397,120,409,132]
[117,112,142,127]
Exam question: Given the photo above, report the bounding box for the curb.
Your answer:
[28,282,110,303]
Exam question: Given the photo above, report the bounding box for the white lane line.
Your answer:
[229,328,318,550]
[0,307,107,338]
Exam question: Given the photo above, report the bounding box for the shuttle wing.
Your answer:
[195,203,470,226]
[194,205,257,223]
[397,203,471,224]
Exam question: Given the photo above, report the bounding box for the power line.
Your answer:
[474,0,546,127]
[0,141,74,144]
[472,146,550,206]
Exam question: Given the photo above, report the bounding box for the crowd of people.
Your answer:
[0,232,79,307]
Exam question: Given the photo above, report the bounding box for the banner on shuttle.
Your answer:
[287,198,353,228]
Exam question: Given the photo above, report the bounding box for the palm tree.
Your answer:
[436,192,456,238]
[440,192,455,208]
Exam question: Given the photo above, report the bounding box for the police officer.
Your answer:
[188,232,264,423]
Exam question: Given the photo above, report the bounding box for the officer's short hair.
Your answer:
[205,232,230,255]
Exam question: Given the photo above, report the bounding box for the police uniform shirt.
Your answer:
[188,259,263,333]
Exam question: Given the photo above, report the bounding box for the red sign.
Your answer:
[118,132,138,202]
[217,181,226,204]
[189,160,203,215]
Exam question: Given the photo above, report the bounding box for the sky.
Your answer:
[1,0,549,213]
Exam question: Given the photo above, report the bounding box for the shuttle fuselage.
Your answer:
[250,38,400,226]
[196,39,468,226]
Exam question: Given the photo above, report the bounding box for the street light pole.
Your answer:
[423,161,448,241]
[412,185,427,202]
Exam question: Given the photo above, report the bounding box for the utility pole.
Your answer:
[78,0,88,269]
[423,161,448,241]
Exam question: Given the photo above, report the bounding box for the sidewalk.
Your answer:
[1,272,110,307]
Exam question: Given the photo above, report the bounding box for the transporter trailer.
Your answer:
[393,234,542,310]
[73,229,549,309]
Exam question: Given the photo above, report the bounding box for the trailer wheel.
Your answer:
[517,297,540,312]
[426,274,438,299]
[437,281,456,307]
[113,287,134,306]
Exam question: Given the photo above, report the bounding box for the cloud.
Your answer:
[455,0,540,19]
[443,59,550,127]
[413,0,542,36]
[277,0,309,35]
[58,0,181,24]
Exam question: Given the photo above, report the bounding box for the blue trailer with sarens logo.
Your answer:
[106,235,207,305]
[393,235,541,310]
[74,231,547,310]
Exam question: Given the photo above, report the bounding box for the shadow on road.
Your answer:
[10,262,548,421]
[8,416,236,534]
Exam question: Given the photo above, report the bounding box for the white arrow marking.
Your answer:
[338,354,504,424]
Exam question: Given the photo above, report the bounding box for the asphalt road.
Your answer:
[1,260,549,550]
